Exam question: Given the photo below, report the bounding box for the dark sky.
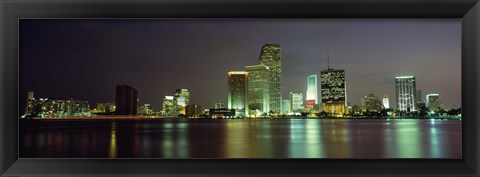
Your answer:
[20,19,461,112]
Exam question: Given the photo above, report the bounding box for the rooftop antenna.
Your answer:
[327,50,330,70]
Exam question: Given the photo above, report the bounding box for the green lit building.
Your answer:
[245,65,270,116]
[258,44,282,114]
[227,71,248,117]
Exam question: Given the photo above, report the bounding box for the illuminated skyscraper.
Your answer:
[321,69,347,116]
[383,94,390,109]
[258,44,282,114]
[306,74,318,108]
[246,65,270,116]
[174,89,190,115]
[161,96,176,116]
[395,76,417,112]
[289,92,304,113]
[227,71,248,116]
[115,85,138,115]
[426,93,442,111]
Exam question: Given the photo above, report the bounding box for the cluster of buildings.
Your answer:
[22,44,456,119]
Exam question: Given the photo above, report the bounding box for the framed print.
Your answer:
[1,0,479,176]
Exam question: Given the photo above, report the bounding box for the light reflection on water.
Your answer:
[20,119,461,158]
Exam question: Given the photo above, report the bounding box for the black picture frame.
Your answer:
[1,0,479,176]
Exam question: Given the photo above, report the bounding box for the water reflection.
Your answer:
[20,119,461,158]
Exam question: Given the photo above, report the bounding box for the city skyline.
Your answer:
[20,19,461,112]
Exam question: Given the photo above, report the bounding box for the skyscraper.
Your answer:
[289,92,304,113]
[227,71,248,116]
[306,74,318,108]
[282,99,291,114]
[383,94,390,109]
[395,76,417,112]
[245,65,270,116]
[416,90,423,104]
[258,44,282,114]
[426,93,442,111]
[115,85,138,115]
[174,89,190,115]
[161,96,176,116]
[321,69,347,116]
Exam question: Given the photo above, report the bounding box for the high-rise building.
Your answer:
[282,99,291,114]
[395,76,417,112]
[426,93,442,111]
[321,69,347,116]
[227,71,248,116]
[246,65,270,116]
[258,44,282,114]
[383,94,390,109]
[39,98,90,117]
[115,85,138,115]
[138,104,154,115]
[161,96,176,116]
[306,74,318,108]
[289,92,304,113]
[174,89,190,115]
[361,93,383,112]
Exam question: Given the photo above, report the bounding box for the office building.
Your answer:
[161,96,176,116]
[321,68,347,116]
[227,71,248,116]
[306,74,318,108]
[186,104,203,118]
[383,95,390,109]
[115,85,138,115]
[426,93,442,111]
[416,90,423,104]
[289,92,304,113]
[174,89,190,115]
[139,104,153,116]
[258,44,282,114]
[361,93,383,112]
[246,64,270,116]
[282,99,291,114]
[395,76,417,112]
[39,98,90,117]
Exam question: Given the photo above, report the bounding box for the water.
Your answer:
[20,118,461,158]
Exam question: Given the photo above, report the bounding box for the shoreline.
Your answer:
[23,116,462,120]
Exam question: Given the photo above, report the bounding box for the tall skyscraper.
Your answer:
[306,74,318,108]
[383,94,390,109]
[246,65,270,116]
[426,93,442,111]
[289,92,304,113]
[174,89,190,115]
[161,96,176,115]
[321,69,347,116]
[395,76,417,112]
[258,44,282,114]
[227,71,248,116]
[115,85,138,115]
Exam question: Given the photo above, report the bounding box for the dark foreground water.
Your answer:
[20,118,461,158]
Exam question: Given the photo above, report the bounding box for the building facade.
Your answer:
[320,69,347,116]
[395,76,417,112]
[174,89,190,115]
[227,71,248,116]
[246,65,270,116]
[361,93,383,112]
[161,96,176,116]
[258,44,282,114]
[186,104,203,118]
[289,92,304,113]
[115,85,138,115]
[382,95,390,109]
[282,99,291,114]
[306,74,318,108]
[426,93,442,111]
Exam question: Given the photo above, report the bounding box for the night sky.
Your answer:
[20,19,461,112]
